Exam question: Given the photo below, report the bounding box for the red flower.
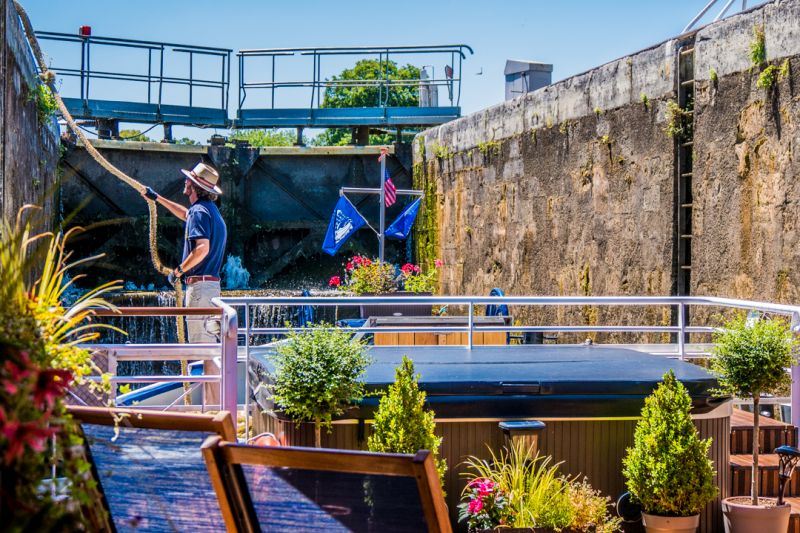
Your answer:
[2,418,57,465]
[363,258,372,266]
[328,276,341,287]
[401,263,416,275]
[467,497,484,514]
[353,256,363,265]
[33,369,72,410]
[346,262,354,271]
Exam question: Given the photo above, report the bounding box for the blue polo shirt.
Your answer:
[182,199,227,277]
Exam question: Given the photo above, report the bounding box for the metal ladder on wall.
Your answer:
[676,40,695,336]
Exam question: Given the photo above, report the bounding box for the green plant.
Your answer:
[368,356,446,484]
[779,59,791,80]
[401,259,442,294]
[710,67,718,84]
[477,140,501,157]
[460,441,621,531]
[228,129,295,147]
[432,142,453,160]
[622,370,717,517]
[711,314,798,505]
[269,323,371,447]
[594,107,604,116]
[599,134,612,146]
[749,25,766,69]
[1,206,120,529]
[559,120,570,134]
[640,92,649,109]
[119,129,153,142]
[757,64,778,90]
[665,100,690,139]
[329,255,397,295]
[27,82,58,127]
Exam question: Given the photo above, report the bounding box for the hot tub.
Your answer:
[249,344,729,532]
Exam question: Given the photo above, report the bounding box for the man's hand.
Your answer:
[167,271,179,286]
[143,187,159,201]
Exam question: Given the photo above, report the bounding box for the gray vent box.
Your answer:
[504,60,553,101]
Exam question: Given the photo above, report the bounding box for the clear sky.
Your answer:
[21,0,767,142]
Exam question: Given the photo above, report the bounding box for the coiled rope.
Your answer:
[13,1,191,401]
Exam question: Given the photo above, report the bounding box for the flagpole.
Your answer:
[379,147,387,263]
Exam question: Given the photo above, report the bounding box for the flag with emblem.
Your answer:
[384,166,397,207]
[322,196,367,255]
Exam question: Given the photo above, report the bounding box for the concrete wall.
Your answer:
[0,0,59,223]
[415,0,800,320]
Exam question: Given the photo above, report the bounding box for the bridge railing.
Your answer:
[35,31,232,125]
[236,44,473,127]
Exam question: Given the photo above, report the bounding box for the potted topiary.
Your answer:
[269,323,371,447]
[622,370,717,533]
[368,356,447,485]
[711,314,798,533]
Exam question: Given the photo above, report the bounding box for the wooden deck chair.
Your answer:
[202,437,452,533]
[68,406,236,532]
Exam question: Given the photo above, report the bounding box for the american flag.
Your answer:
[384,167,397,207]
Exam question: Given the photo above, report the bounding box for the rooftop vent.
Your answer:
[504,60,552,101]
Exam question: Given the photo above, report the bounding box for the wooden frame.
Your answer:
[68,406,237,531]
[202,437,452,533]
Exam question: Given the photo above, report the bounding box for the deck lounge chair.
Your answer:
[202,437,452,533]
[68,406,236,532]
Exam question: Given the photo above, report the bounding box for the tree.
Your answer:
[228,129,295,147]
[119,129,153,142]
[312,59,420,146]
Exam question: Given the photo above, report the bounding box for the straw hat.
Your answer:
[181,162,222,195]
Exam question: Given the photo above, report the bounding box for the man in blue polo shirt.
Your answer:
[143,161,227,403]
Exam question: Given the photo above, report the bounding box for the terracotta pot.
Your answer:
[721,497,790,533]
[641,513,699,533]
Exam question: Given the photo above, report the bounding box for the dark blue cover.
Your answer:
[182,199,227,276]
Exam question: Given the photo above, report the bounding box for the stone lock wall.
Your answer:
[415,0,800,329]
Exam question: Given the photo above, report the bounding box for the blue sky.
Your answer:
[22,0,766,142]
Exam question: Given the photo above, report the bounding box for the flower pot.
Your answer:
[642,513,699,533]
[359,291,432,318]
[721,497,791,533]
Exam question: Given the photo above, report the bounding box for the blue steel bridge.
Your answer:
[35,30,472,139]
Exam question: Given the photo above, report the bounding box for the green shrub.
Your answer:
[757,64,778,90]
[27,82,58,126]
[269,324,371,447]
[711,314,798,504]
[749,25,766,69]
[368,356,446,484]
[622,370,717,516]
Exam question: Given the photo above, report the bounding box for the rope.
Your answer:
[13,1,190,401]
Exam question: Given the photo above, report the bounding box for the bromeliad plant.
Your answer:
[0,205,121,529]
[328,255,442,294]
[269,323,371,447]
[459,441,621,532]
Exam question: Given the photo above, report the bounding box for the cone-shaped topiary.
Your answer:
[622,370,717,517]
[368,356,447,486]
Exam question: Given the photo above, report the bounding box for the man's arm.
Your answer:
[142,187,188,221]
[175,238,210,277]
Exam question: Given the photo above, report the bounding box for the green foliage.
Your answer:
[229,129,295,147]
[27,82,58,126]
[432,142,453,160]
[333,256,397,295]
[640,92,649,109]
[368,356,446,484]
[757,64,778,90]
[594,107,604,116]
[119,129,153,142]
[749,25,766,69]
[174,137,199,145]
[477,140,501,157]
[779,59,791,80]
[623,371,717,517]
[664,100,691,139]
[559,120,570,134]
[321,59,420,109]
[460,441,621,531]
[599,135,612,146]
[709,68,718,84]
[269,324,371,446]
[402,260,441,294]
[711,315,797,400]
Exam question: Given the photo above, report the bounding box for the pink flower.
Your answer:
[353,256,363,265]
[33,369,72,410]
[401,263,416,275]
[346,262,354,271]
[467,498,484,514]
[328,276,341,287]
[413,265,420,274]
[434,259,443,268]
[477,480,495,496]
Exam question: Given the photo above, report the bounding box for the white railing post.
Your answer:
[791,312,800,426]
[218,302,239,433]
[677,302,686,361]
[468,299,474,349]
[244,303,250,441]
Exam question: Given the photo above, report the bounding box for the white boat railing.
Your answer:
[81,295,800,435]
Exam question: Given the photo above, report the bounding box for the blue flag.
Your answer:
[322,196,367,255]
[385,198,421,240]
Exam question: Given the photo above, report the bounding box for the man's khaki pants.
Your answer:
[185,280,221,407]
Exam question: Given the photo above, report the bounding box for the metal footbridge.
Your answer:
[35,31,472,132]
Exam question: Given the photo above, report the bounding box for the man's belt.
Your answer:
[184,275,220,285]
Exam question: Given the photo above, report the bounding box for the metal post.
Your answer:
[244,303,250,440]
[379,152,386,263]
[792,312,800,426]
[468,299,474,349]
[220,305,238,434]
[677,302,686,361]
